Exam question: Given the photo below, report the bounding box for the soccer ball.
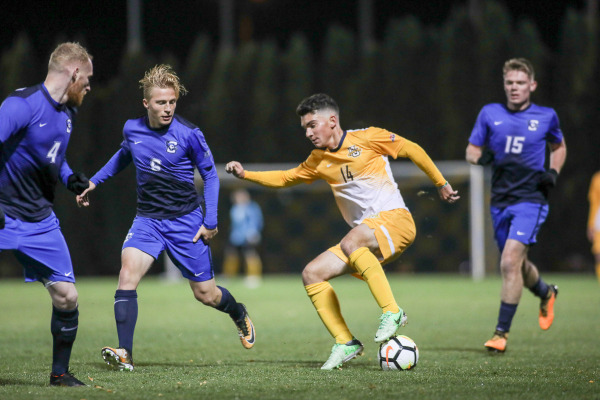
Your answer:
[378,335,419,371]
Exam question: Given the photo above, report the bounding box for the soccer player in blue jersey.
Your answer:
[0,42,93,386]
[466,58,567,353]
[76,65,255,371]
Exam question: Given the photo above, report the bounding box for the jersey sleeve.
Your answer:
[188,129,219,229]
[364,127,406,159]
[0,96,33,143]
[546,110,564,144]
[59,159,75,186]
[90,144,132,185]
[397,139,446,186]
[243,152,321,187]
[468,107,490,147]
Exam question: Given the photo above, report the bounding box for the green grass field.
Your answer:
[0,274,598,399]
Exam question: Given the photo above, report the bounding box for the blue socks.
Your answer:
[528,278,550,299]
[50,306,79,375]
[215,286,244,320]
[114,289,138,354]
[496,301,518,333]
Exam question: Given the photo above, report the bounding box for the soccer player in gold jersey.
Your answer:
[226,93,459,369]
[587,171,600,283]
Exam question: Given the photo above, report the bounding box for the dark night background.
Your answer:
[1,0,598,278]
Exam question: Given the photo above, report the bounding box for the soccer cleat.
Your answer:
[484,330,508,353]
[539,284,558,330]
[101,346,134,371]
[321,338,364,370]
[49,371,85,387]
[374,309,407,343]
[233,304,255,349]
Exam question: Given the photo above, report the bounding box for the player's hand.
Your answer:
[438,182,460,204]
[0,207,5,230]
[76,181,97,207]
[225,161,245,179]
[538,168,558,196]
[194,225,218,244]
[67,171,90,195]
[477,148,494,166]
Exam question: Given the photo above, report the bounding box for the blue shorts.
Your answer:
[123,207,214,282]
[0,212,75,283]
[490,202,549,251]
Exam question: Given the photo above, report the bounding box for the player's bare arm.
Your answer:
[76,181,97,207]
[194,225,218,244]
[465,143,483,165]
[548,139,567,173]
[225,161,246,179]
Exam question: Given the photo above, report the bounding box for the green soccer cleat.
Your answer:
[374,309,407,343]
[320,338,364,370]
[101,346,134,371]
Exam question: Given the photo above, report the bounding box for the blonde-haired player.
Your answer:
[78,64,255,371]
[226,93,459,370]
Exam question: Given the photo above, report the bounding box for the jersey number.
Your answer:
[504,136,525,154]
[340,165,354,182]
[46,141,62,164]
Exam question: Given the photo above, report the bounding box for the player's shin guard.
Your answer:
[50,306,79,375]
[349,247,399,313]
[114,290,138,355]
[305,281,353,344]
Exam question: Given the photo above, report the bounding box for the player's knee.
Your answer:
[302,264,322,285]
[193,288,219,306]
[52,290,78,310]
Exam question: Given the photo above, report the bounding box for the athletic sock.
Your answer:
[215,286,244,320]
[114,289,138,354]
[528,278,550,298]
[348,247,400,313]
[305,281,353,344]
[496,301,518,333]
[50,306,79,375]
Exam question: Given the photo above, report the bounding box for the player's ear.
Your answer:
[71,68,79,83]
[530,80,538,92]
[329,114,337,128]
[142,98,149,109]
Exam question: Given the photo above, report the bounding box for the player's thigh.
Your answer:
[12,214,76,284]
[505,203,548,246]
[362,208,416,264]
[302,250,352,285]
[119,247,155,289]
[163,209,215,282]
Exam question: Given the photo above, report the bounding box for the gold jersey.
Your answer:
[588,171,600,231]
[244,127,446,228]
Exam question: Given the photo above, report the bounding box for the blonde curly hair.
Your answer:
[139,64,188,100]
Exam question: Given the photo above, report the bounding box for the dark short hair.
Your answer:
[296,93,339,117]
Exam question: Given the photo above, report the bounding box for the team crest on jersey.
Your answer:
[166,140,178,153]
[528,120,539,131]
[390,134,396,142]
[124,232,133,242]
[348,145,362,158]
[66,119,72,134]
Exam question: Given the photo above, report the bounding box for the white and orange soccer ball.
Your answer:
[378,335,419,371]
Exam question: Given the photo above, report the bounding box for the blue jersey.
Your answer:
[469,103,563,207]
[0,84,76,222]
[91,115,219,227]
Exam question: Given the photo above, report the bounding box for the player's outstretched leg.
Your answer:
[484,330,508,353]
[101,347,134,371]
[321,338,364,370]
[374,309,407,343]
[49,371,85,387]
[539,284,558,330]
[232,304,256,349]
